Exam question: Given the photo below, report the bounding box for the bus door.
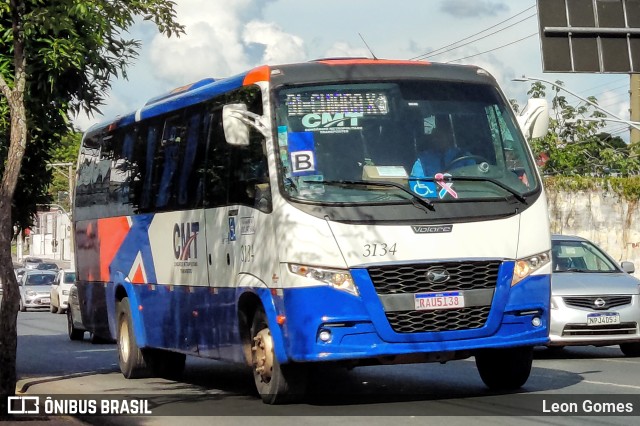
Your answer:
[202,104,273,356]
[204,118,273,289]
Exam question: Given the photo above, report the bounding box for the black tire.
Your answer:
[116,297,149,378]
[67,310,84,341]
[143,349,186,380]
[50,304,58,314]
[250,307,307,404]
[475,346,533,390]
[620,342,640,357]
[19,300,26,312]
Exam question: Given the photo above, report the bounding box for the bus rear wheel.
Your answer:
[117,297,149,379]
[475,346,533,390]
[250,307,307,404]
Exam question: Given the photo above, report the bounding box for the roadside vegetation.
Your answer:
[0,1,184,418]
[513,81,640,202]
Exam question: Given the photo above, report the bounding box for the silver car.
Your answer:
[18,270,57,311]
[23,257,44,269]
[549,234,640,356]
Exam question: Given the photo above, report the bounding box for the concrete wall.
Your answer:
[546,188,640,275]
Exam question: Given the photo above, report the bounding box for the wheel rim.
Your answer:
[252,327,274,384]
[119,319,130,363]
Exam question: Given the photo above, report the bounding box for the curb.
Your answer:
[16,369,118,394]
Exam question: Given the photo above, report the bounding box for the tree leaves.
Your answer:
[520,81,640,177]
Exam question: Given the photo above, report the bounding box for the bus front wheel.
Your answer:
[475,346,533,390]
[117,297,149,379]
[250,307,307,404]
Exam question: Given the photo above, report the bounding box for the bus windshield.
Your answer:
[274,81,537,204]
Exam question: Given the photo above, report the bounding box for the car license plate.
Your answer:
[415,291,464,310]
[587,312,620,325]
[40,298,50,304]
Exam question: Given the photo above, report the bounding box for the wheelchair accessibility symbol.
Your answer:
[409,179,438,198]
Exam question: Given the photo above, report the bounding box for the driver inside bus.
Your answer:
[410,126,473,178]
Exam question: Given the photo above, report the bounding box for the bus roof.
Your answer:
[85,59,497,136]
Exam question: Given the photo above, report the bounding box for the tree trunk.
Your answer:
[0,98,28,418]
[0,216,20,420]
[0,49,29,418]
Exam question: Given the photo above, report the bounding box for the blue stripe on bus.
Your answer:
[85,72,248,135]
[83,264,549,366]
[137,73,247,122]
[277,268,550,362]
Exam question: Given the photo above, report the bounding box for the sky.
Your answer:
[72,0,635,141]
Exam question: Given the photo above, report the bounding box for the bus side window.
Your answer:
[177,111,206,208]
[141,125,160,211]
[202,110,231,208]
[225,86,271,212]
[227,137,270,212]
[128,126,148,213]
[156,115,185,209]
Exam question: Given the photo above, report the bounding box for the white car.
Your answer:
[50,269,76,314]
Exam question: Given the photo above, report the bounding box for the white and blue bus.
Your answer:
[73,58,551,403]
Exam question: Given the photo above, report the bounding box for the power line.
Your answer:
[409,5,536,61]
[593,83,628,99]
[446,33,538,63]
[419,14,536,60]
[579,77,627,96]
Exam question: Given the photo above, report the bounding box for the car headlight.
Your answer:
[512,251,551,286]
[288,264,359,296]
[26,290,36,296]
[62,290,69,295]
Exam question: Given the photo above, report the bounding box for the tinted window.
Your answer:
[25,274,56,285]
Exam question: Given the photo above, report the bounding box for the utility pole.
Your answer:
[48,162,74,209]
[631,74,640,144]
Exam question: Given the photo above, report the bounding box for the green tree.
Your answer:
[521,81,640,176]
[0,1,184,416]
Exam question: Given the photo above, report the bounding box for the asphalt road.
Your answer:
[11,310,640,425]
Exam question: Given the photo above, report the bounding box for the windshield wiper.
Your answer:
[412,176,528,204]
[304,179,435,211]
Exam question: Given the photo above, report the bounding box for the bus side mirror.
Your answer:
[223,104,250,146]
[517,98,549,140]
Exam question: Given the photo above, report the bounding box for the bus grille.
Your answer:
[367,261,501,294]
[563,296,632,310]
[386,306,492,333]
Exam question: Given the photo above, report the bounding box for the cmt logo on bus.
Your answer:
[301,112,363,129]
[173,222,199,261]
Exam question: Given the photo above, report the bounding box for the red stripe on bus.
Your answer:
[243,65,271,85]
[97,217,131,281]
[131,263,146,284]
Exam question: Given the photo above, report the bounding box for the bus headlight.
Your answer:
[511,251,550,286]
[288,264,359,296]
